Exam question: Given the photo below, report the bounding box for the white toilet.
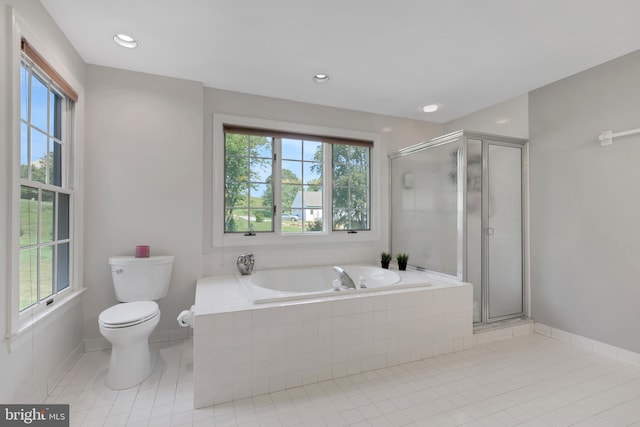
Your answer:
[99,255,174,389]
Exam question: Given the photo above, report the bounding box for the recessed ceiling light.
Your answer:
[113,34,138,49]
[312,74,329,83]
[422,104,439,113]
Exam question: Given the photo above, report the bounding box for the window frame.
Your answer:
[7,16,83,344]
[213,114,381,247]
[18,56,74,318]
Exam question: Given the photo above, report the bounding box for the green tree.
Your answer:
[21,154,54,184]
[224,133,271,231]
[306,177,322,192]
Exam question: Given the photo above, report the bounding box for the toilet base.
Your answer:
[105,338,157,390]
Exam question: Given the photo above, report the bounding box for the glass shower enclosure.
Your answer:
[389,131,527,324]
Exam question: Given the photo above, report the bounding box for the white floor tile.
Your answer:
[40,334,640,426]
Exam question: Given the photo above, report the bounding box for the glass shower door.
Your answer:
[485,143,523,320]
[390,140,462,276]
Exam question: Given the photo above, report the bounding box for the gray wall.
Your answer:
[444,94,529,139]
[530,49,640,353]
[83,65,204,346]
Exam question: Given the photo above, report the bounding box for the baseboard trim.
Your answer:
[47,341,84,394]
[534,322,640,366]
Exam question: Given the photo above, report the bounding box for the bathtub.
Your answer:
[194,266,473,407]
[238,264,431,303]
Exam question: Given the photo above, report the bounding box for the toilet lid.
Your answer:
[99,301,159,327]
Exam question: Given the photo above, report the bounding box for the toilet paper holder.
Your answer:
[177,305,195,328]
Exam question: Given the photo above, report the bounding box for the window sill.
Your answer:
[216,229,380,248]
[5,288,86,353]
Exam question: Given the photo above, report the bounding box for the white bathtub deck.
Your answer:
[195,267,468,315]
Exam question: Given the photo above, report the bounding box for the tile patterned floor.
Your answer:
[45,333,640,426]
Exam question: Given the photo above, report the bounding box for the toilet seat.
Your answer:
[99,301,159,328]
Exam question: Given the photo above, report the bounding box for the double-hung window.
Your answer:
[18,39,76,315]
[223,125,372,236]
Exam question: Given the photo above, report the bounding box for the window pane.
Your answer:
[251,183,270,205]
[225,182,248,233]
[225,136,250,182]
[57,242,70,292]
[303,161,322,185]
[349,187,369,208]
[288,185,304,212]
[333,206,370,231]
[303,140,322,161]
[332,144,370,231]
[349,164,369,184]
[233,211,249,233]
[20,186,39,247]
[249,157,272,182]
[332,145,349,164]
[282,211,302,233]
[295,188,323,232]
[225,132,250,154]
[40,245,54,301]
[20,123,29,179]
[282,139,302,160]
[50,139,62,187]
[282,160,302,182]
[226,157,249,183]
[333,186,349,208]
[304,209,323,231]
[20,64,29,121]
[250,135,272,158]
[225,182,248,207]
[225,132,274,234]
[250,179,272,231]
[31,74,48,132]
[249,209,273,232]
[41,190,55,243]
[224,208,243,233]
[282,183,302,217]
[19,248,38,311]
[58,193,70,240]
[31,129,48,184]
[50,91,62,139]
[333,209,349,230]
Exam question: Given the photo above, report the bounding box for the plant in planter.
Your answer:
[396,253,409,271]
[380,252,392,269]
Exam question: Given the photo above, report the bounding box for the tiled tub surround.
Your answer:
[193,268,473,407]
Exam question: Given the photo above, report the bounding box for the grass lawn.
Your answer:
[19,197,54,310]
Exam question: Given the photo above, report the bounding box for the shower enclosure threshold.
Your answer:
[474,317,532,333]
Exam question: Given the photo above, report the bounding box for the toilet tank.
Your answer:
[109,255,174,302]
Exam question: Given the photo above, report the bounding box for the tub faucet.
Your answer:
[237,253,255,275]
[332,266,356,289]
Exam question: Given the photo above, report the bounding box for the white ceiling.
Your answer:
[41,0,640,123]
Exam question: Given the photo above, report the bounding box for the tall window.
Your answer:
[332,145,370,231]
[19,43,74,313]
[224,132,274,234]
[223,125,371,235]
